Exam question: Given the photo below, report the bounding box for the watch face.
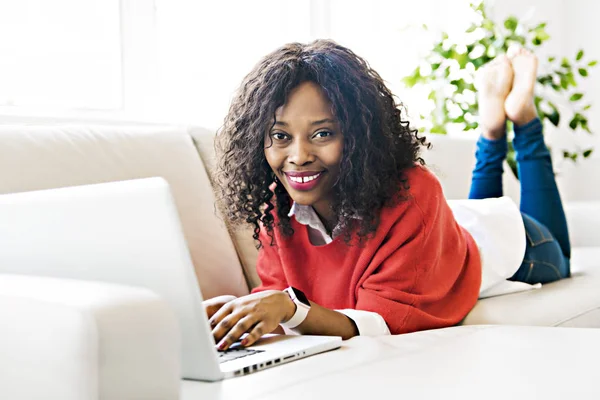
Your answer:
[291,287,310,307]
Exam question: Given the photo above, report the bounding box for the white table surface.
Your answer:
[181,325,600,400]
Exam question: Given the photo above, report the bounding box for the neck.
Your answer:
[312,201,337,233]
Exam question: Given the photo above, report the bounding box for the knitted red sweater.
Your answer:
[252,165,482,334]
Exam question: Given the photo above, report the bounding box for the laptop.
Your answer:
[0,178,342,381]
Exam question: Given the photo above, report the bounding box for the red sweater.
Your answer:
[252,165,481,334]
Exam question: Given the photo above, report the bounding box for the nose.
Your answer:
[288,139,315,166]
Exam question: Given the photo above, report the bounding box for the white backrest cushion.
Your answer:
[189,126,263,289]
[0,125,249,299]
[422,133,521,202]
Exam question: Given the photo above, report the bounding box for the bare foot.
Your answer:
[505,47,538,126]
[476,54,513,140]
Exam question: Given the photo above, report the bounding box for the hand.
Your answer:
[203,295,237,319]
[209,290,295,350]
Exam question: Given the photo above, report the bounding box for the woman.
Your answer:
[205,40,570,351]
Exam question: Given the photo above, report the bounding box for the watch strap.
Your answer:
[281,287,310,329]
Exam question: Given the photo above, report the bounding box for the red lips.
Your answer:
[283,171,324,191]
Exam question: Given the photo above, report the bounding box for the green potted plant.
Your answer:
[402,1,597,177]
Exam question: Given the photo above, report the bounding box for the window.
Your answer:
[0,0,472,128]
[0,0,122,110]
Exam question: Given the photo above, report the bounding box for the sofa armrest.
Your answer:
[0,274,181,400]
[564,202,600,247]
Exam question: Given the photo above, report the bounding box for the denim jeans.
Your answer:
[468,118,570,284]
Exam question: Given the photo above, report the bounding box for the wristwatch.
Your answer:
[281,286,311,329]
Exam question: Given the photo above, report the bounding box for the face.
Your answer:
[264,81,344,219]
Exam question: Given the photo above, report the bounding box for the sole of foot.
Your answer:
[505,47,539,126]
[476,54,514,140]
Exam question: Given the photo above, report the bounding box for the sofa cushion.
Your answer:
[189,126,262,289]
[0,274,180,400]
[463,247,600,327]
[0,125,249,299]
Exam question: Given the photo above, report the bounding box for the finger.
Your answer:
[240,321,271,348]
[204,303,221,319]
[209,302,235,335]
[209,297,241,327]
[217,315,259,351]
[212,313,244,345]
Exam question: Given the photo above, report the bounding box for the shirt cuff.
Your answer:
[336,309,391,336]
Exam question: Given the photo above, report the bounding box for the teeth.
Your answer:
[289,173,320,183]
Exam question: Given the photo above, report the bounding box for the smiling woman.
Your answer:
[208,39,482,351]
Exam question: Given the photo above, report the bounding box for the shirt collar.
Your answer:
[288,202,336,242]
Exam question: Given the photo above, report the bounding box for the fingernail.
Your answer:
[241,339,248,346]
[219,342,227,350]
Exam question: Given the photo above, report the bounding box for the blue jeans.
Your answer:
[468,118,570,284]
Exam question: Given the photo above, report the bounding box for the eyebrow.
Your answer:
[273,118,336,127]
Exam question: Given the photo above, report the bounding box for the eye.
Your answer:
[313,130,332,139]
[270,132,290,141]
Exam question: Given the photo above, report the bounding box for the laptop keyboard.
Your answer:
[217,347,265,364]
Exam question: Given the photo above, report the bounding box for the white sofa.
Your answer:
[0,124,599,399]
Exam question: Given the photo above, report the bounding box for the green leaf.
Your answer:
[579,68,588,77]
[569,113,586,131]
[589,60,598,67]
[547,109,560,126]
[576,50,584,61]
[402,75,417,87]
[561,58,571,69]
[544,101,560,127]
[430,125,447,134]
[563,151,578,162]
[532,29,550,46]
[569,116,579,130]
[465,121,479,131]
[581,119,592,133]
[558,73,569,89]
[482,19,494,31]
[504,16,518,31]
[570,93,584,101]
[584,104,592,110]
[583,149,594,158]
[548,56,556,62]
[563,151,578,161]
[537,75,553,86]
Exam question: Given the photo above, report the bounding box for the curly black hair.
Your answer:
[215,39,428,247]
